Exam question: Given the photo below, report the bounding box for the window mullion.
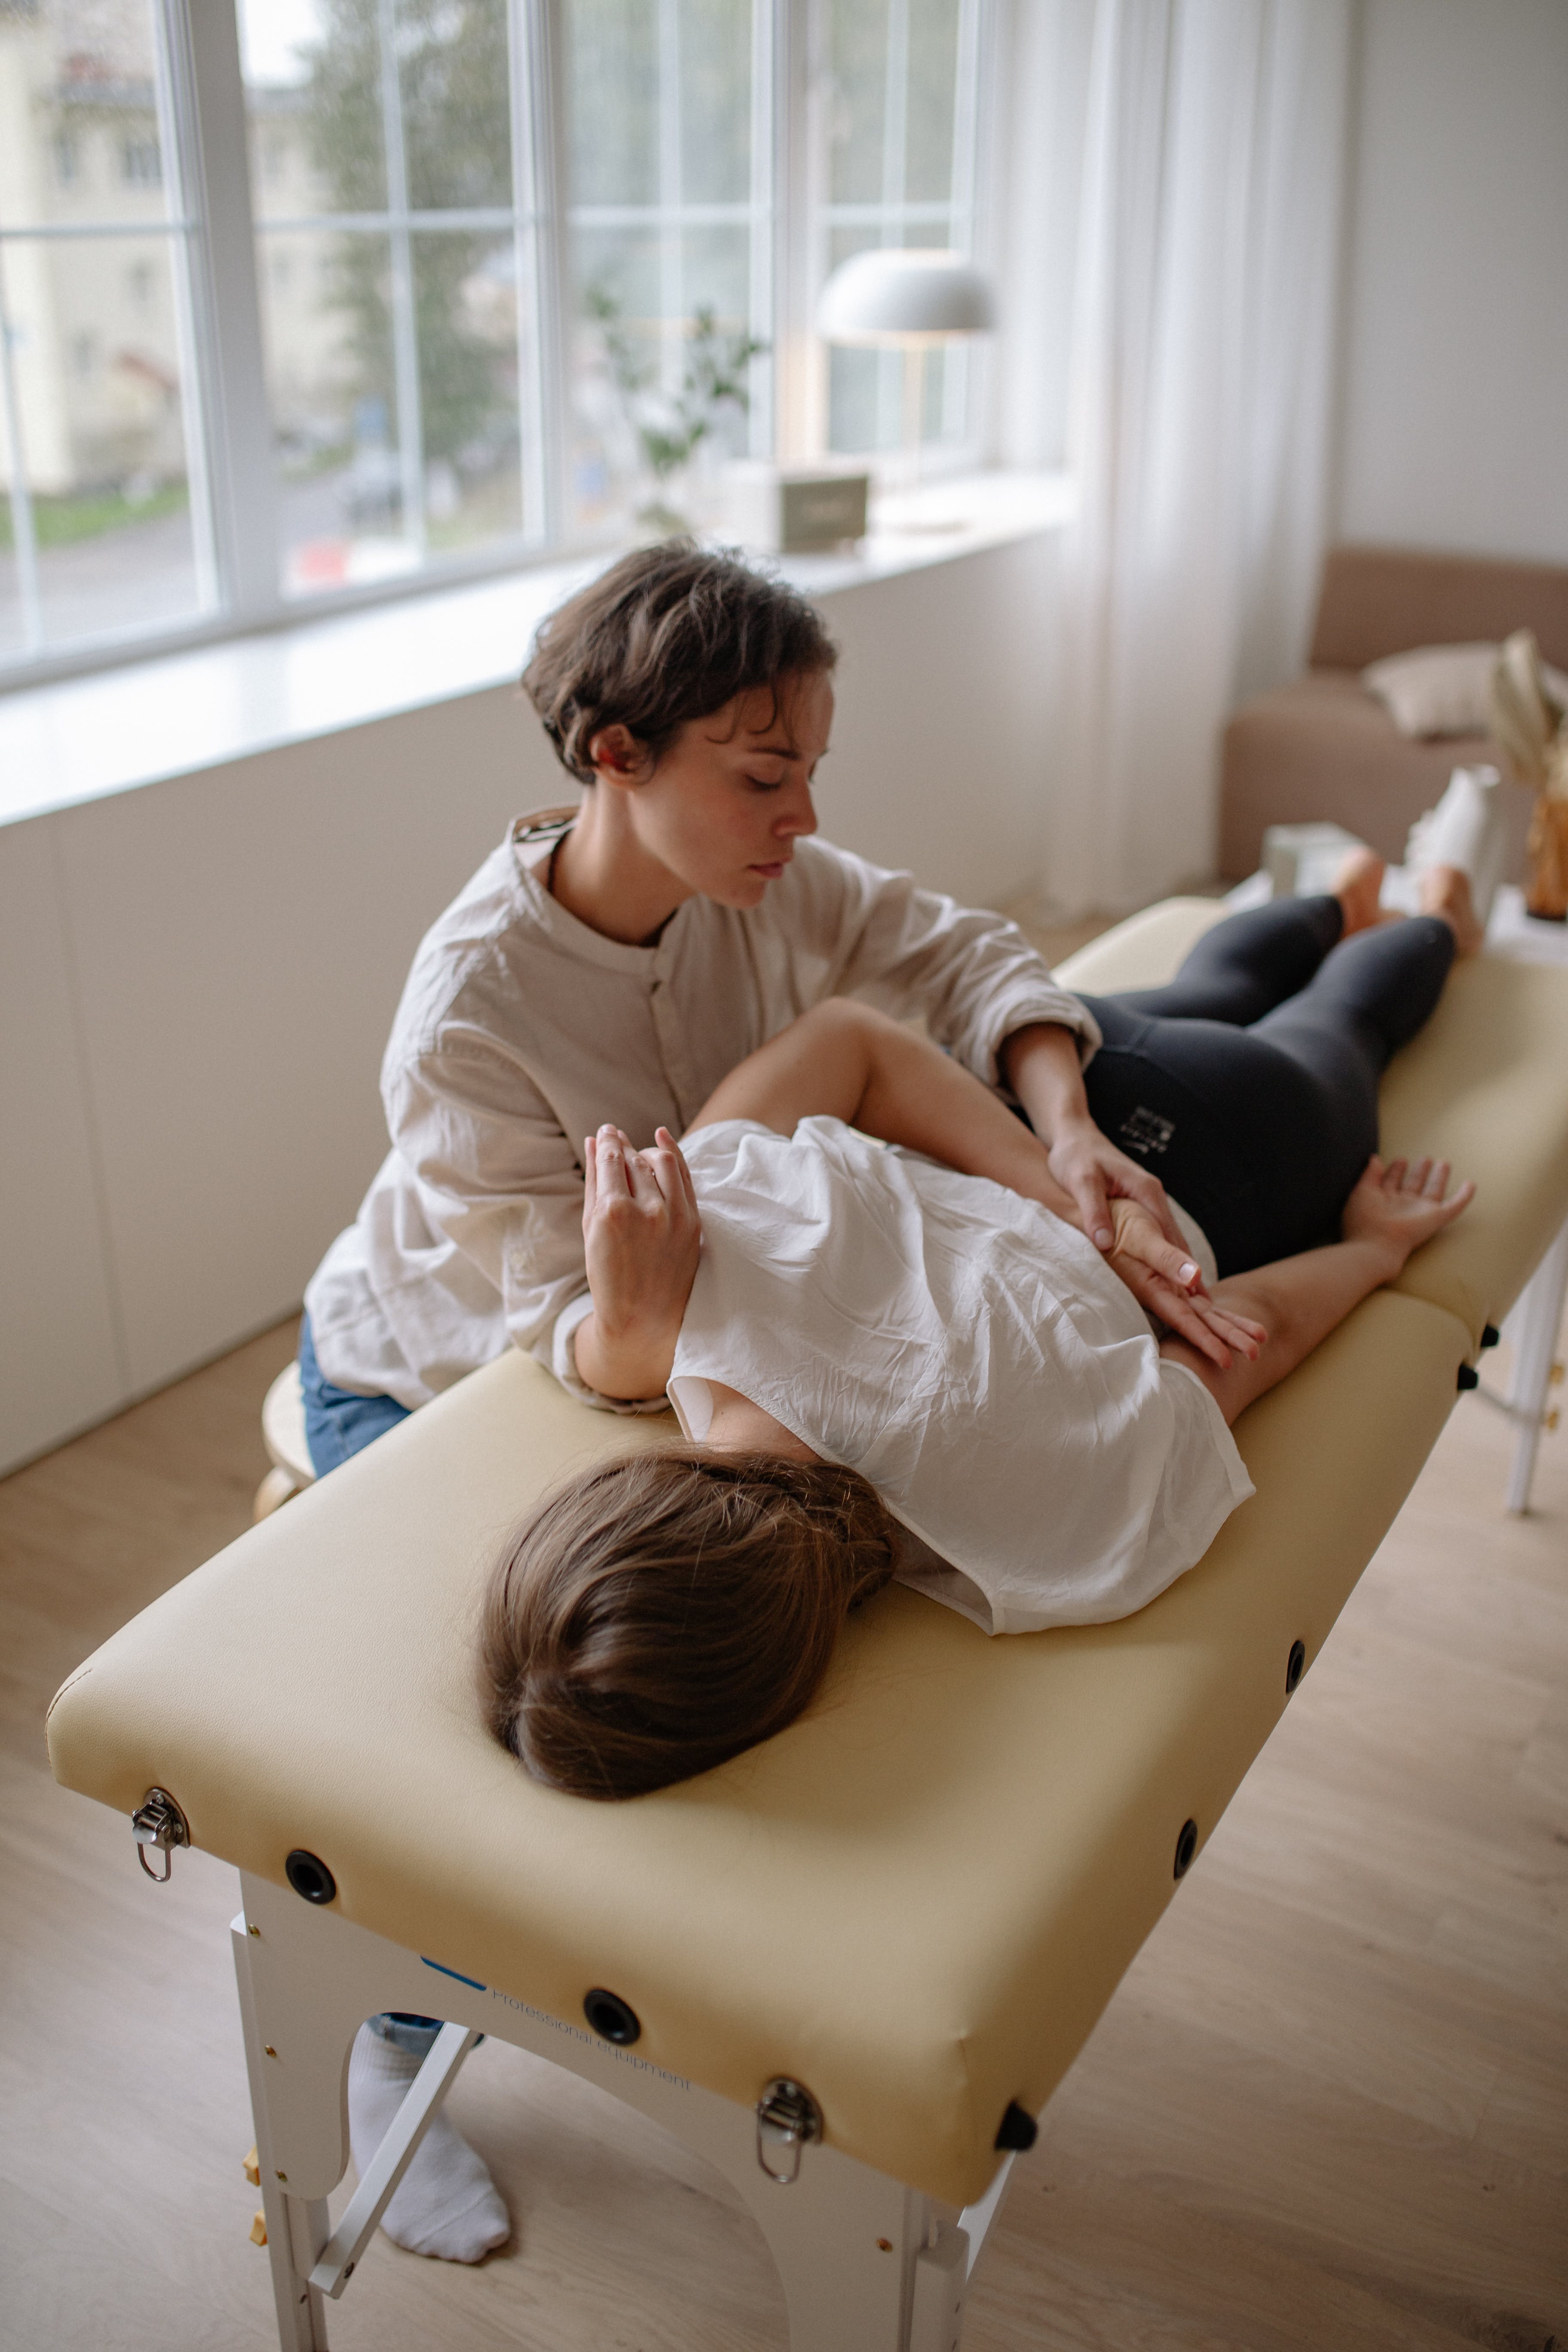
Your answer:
[951,0,983,242]
[876,0,913,451]
[513,0,564,548]
[376,0,427,563]
[776,0,823,460]
[0,248,44,651]
[962,0,1002,464]
[179,0,280,623]
[656,0,684,396]
[942,0,986,446]
[747,0,778,458]
[154,0,220,613]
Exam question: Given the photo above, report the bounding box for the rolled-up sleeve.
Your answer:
[796,841,1101,1082]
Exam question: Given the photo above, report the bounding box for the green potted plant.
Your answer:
[585,282,767,537]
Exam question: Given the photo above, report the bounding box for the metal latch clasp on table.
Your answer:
[755,2076,822,2184]
[131,1787,189,1881]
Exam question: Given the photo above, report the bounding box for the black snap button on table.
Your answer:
[584,1988,641,2045]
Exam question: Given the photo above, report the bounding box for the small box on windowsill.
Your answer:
[725,462,870,554]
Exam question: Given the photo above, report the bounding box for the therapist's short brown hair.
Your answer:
[478,1446,897,1799]
[521,541,836,784]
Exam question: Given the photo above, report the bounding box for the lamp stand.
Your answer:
[900,344,925,492]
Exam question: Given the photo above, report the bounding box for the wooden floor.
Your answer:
[3,1308,1565,2352]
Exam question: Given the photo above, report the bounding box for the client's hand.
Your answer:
[575,1124,701,1400]
[1340,1154,1475,1275]
[1046,1121,1188,1257]
[1106,1198,1267,1372]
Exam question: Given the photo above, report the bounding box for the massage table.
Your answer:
[47,898,1568,2352]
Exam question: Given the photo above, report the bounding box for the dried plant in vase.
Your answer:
[1491,630,1568,920]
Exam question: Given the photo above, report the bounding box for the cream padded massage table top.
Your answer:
[48,901,1568,2210]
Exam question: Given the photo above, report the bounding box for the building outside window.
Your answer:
[0,0,992,682]
[0,0,214,662]
[120,132,161,181]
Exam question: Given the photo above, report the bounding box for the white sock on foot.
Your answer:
[347,2024,509,2263]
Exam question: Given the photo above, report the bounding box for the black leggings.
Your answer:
[1077,899,1455,1278]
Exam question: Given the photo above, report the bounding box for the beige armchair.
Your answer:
[1219,544,1568,880]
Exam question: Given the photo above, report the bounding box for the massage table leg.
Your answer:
[1499,1215,1568,1514]
[232,1910,336,2351]
[229,1869,1010,2351]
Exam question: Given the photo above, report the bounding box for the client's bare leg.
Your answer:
[1417,861,1484,956]
[1332,848,1388,938]
[1332,848,1483,955]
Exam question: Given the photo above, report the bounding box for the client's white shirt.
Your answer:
[668,1118,1254,1635]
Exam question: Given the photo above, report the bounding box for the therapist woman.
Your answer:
[295,538,1182,2262]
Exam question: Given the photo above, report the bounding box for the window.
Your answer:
[818,0,985,462]
[242,0,550,594]
[0,0,214,664]
[561,0,772,538]
[0,0,995,684]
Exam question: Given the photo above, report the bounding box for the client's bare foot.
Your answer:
[1332,848,1388,937]
[1418,862,1485,956]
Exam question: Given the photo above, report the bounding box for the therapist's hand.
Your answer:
[1046,1119,1186,1257]
[1105,1199,1267,1371]
[1000,1024,1185,1255]
[574,1125,701,1401]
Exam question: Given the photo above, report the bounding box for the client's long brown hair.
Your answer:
[478,1448,899,1800]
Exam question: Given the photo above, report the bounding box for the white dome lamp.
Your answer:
[817,248,997,496]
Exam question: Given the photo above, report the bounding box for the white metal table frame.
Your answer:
[1472,1215,1568,1514]
[233,1868,1014,2352]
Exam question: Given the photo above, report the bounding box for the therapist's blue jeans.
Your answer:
[297,1316,439,2056]
[298,1313,411,1477]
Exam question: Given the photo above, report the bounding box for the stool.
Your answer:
[254,1364,315,1523]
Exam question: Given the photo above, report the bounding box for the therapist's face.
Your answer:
[591,667,833,911]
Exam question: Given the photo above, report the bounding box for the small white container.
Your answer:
[1261,821,1370,901]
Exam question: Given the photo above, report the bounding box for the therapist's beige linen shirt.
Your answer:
[304,809,1102,1412]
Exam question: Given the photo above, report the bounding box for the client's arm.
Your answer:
[1156,1155,1475,1426]
[571,992,1258,1399]
[689,999,1262,1367]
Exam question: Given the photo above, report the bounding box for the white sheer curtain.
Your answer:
[1040,0,1354,915]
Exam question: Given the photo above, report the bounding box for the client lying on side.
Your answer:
[481,886,1476,1800]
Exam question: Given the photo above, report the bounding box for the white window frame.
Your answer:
[0,0,999,694]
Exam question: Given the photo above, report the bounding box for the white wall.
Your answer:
[1336,0,1568,564]
[0,528,1058,1474]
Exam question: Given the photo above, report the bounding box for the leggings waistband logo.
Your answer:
[1120,1105,1175,1157]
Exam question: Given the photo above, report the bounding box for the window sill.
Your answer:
[0,472,1073,830]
